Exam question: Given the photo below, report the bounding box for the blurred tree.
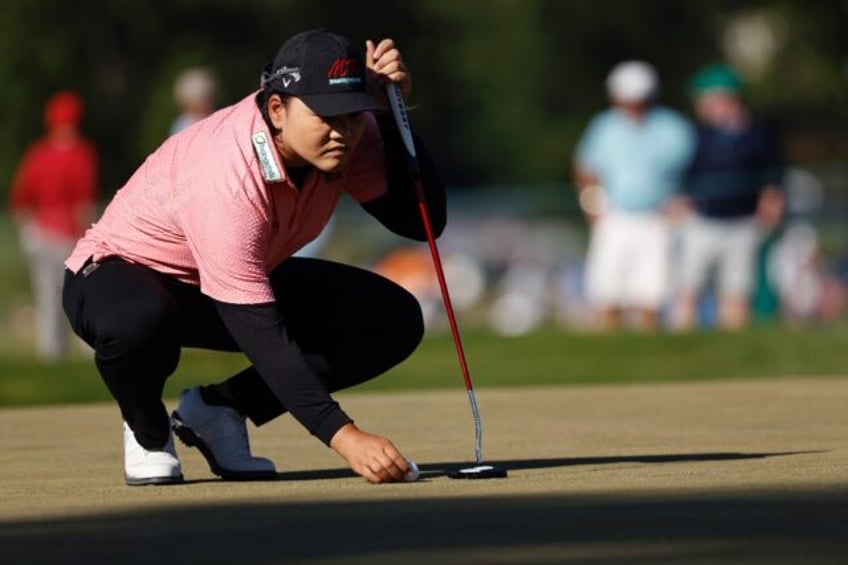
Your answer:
[0,0,844,198]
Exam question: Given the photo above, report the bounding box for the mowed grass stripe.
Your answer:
[0,325,846,406]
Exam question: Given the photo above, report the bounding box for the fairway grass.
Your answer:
[0,324,846,407]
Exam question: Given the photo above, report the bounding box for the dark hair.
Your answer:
[254,89,290,134]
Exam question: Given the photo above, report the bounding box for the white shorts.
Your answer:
[585,211,671,309]
[677,215,762,297]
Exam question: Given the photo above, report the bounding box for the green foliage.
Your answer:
[0,216,31,321]
[0,0,844,195]
[356,324,848,391]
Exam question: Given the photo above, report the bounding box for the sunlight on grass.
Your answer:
[2,325,846,407]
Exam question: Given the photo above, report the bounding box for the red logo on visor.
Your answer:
[327,58,359,79]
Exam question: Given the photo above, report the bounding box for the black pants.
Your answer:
[63,256,424,444]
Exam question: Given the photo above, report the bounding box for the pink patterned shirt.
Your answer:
[66,93,387,303]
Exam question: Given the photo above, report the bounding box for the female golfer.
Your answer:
[63,29,445,486]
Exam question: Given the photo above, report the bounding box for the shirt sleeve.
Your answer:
[669,114,697,189]
[756,121,784,188]
[574,114,605,172]
[8,146,38,213]
[360,113,447,240]
[215,300,353,445]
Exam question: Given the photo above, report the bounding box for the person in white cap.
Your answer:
[573,61,695,331]
[170,67,218,136]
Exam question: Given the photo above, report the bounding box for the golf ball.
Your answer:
[404,460,420,482]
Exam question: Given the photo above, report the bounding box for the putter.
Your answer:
[385,83,507,479]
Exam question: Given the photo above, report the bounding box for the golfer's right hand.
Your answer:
[330,423,410,483]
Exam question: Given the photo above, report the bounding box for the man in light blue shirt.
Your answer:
[574,61,694,331]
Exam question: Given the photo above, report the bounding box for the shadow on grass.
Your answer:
[169,451,820,484]
[260,450,819,482]
[2,487,846,564]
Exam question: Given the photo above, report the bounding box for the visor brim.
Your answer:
[298,91,384,117]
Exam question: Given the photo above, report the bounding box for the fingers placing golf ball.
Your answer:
[404,460,420,482]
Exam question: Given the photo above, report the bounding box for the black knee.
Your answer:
[382,282,426,366]
[401,287,426,352]
[94,301,181,380]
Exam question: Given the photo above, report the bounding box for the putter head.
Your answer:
[447,464,508,479]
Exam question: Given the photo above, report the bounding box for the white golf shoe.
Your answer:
[123,422,184,486]
[170,387,277,481]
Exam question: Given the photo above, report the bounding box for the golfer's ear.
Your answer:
[267,94,288,130]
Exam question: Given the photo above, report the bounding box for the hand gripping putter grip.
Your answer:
[385,84,506,480]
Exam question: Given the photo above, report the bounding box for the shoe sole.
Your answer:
[124,474,184,486]
[170,411,278,481]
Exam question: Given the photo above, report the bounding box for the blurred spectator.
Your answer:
[672,65,784,331]
[170,67,218,135]
[766,169,845,326]
[573,61,695,331]
[8,91,98,360]
[488,259,549,336]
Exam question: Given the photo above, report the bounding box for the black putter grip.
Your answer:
[386,84,421,178]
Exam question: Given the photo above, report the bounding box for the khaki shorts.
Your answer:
[585,211,671,309]
[676,215,762,297]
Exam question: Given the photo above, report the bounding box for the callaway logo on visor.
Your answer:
[260,65,301,89]
[327,58,362,86]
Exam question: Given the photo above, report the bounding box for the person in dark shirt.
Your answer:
[673,65,784,331]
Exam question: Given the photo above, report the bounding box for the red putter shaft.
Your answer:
[385,84,484,465]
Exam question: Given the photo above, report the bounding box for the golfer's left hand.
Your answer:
[366,38,411,103]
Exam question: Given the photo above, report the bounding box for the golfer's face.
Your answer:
[282,98,366,173]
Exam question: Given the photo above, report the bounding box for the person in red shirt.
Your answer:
[9,91,98,361]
